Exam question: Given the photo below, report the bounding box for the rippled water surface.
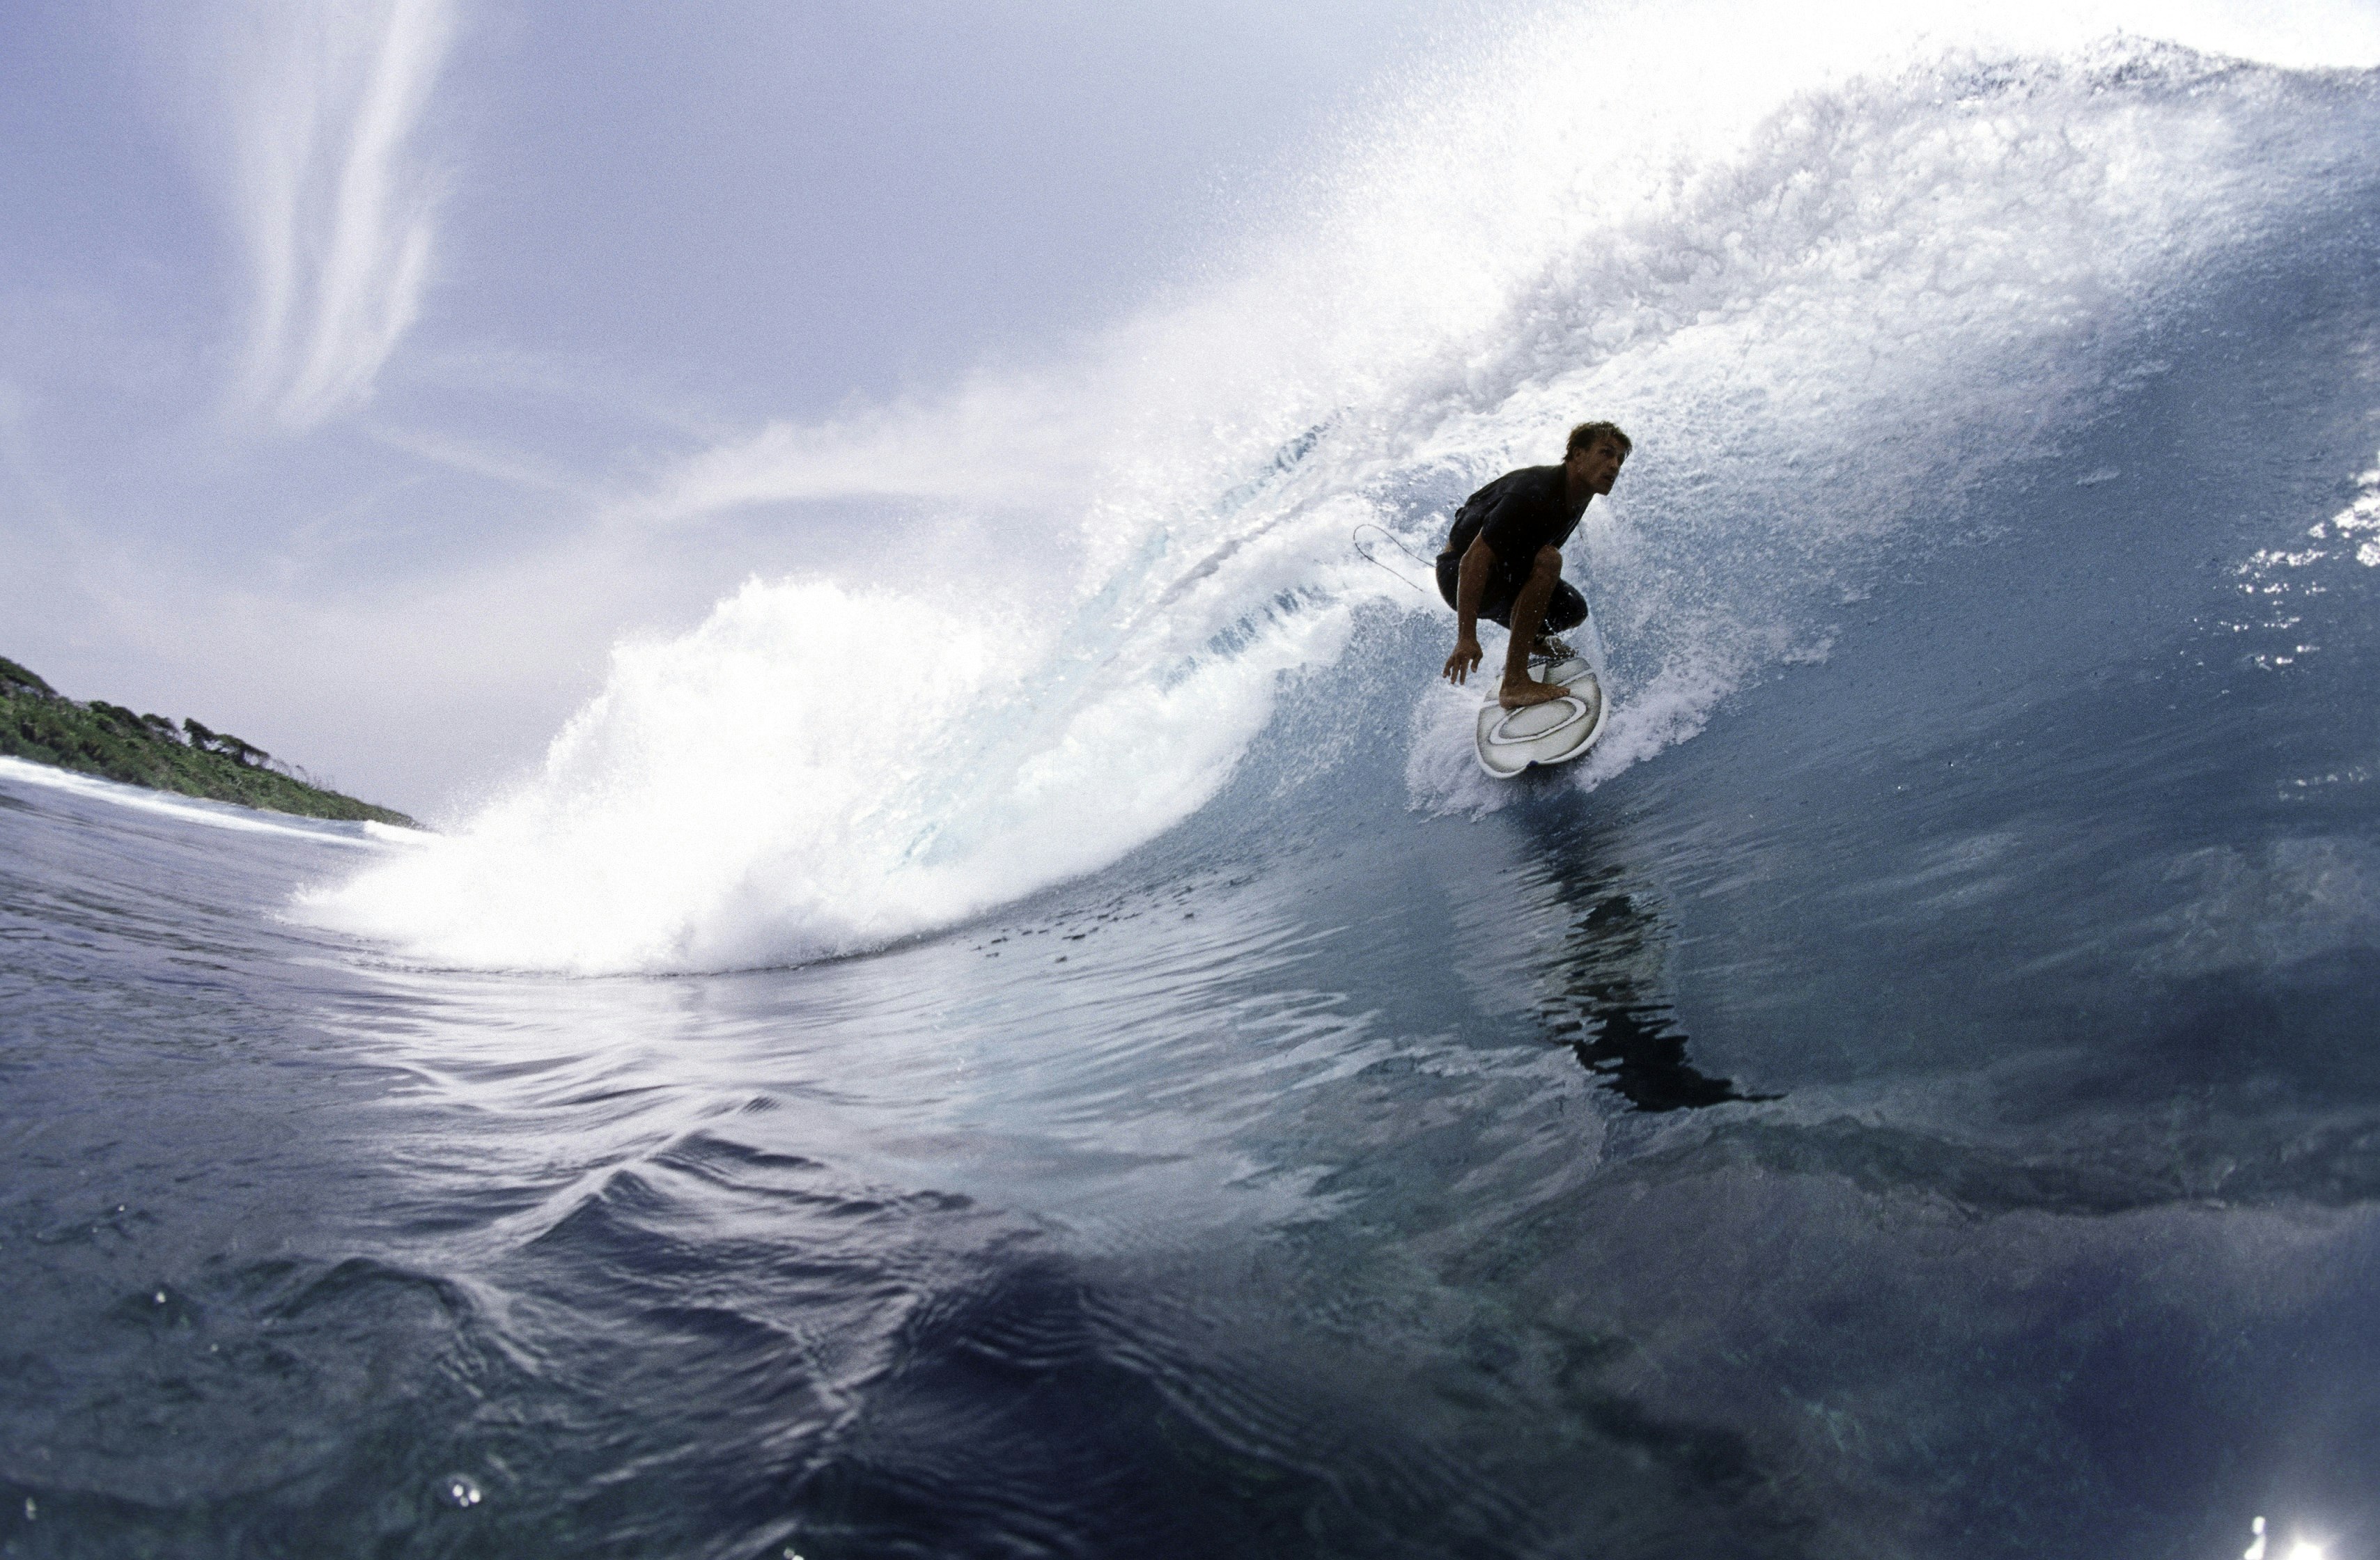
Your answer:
[8,425,2379,1554]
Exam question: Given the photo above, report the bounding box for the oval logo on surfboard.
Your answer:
[1473,660,1606,778]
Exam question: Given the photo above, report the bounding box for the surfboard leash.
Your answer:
[1351,523,1435,595]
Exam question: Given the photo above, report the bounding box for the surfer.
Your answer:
[1438,421,1630,708]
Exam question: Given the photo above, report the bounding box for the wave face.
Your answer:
[305,11,2380,972]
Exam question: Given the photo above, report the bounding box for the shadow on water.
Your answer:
[1507,804,1775,1113]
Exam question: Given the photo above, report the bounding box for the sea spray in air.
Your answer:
[309,14,2380,971]
[303,565,1357,971]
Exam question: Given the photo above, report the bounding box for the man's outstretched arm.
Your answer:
[1441,536,1497,685]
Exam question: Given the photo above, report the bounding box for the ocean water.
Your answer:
[8,13,2380,1558]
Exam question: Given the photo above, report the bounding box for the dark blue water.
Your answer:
[9,45,2380,1560]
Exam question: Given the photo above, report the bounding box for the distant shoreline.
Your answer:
[1,655,419,829]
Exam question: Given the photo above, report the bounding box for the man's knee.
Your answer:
[1531,545,1564,579]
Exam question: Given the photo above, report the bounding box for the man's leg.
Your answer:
[1499,547,1571,708]
[1531,583,1589,661]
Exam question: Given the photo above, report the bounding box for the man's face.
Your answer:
[1567,437,1628,496]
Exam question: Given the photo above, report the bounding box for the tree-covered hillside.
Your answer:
[1,655,418,827]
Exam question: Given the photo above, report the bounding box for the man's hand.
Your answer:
[1442,636,1484,685]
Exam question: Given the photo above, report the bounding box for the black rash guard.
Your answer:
[1433,464,1591,636]
[1439,465,1589,581]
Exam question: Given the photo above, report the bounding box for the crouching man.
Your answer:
[1438,421,1630,708]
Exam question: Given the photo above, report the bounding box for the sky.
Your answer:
[0,0,1523,816]
[7,0,2377,822]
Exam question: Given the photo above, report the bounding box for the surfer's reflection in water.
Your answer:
[1518,826,1771,1112]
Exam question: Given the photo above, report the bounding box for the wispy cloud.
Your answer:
[366,421,599,499]
[212,0,456,433]
[620,376,1103,529]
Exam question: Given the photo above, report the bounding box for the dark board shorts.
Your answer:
[1436,552,1587,634]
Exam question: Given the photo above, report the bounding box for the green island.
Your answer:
[1,654,419,829]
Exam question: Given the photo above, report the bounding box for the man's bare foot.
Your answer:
[1498,675,1571,710]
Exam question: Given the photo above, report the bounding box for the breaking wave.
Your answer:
[302,5,2380,972]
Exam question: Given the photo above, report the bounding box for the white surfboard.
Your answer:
[1474,655,1607,778]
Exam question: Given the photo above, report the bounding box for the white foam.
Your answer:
[302,572,1351,970]
[311,7,2372,972]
